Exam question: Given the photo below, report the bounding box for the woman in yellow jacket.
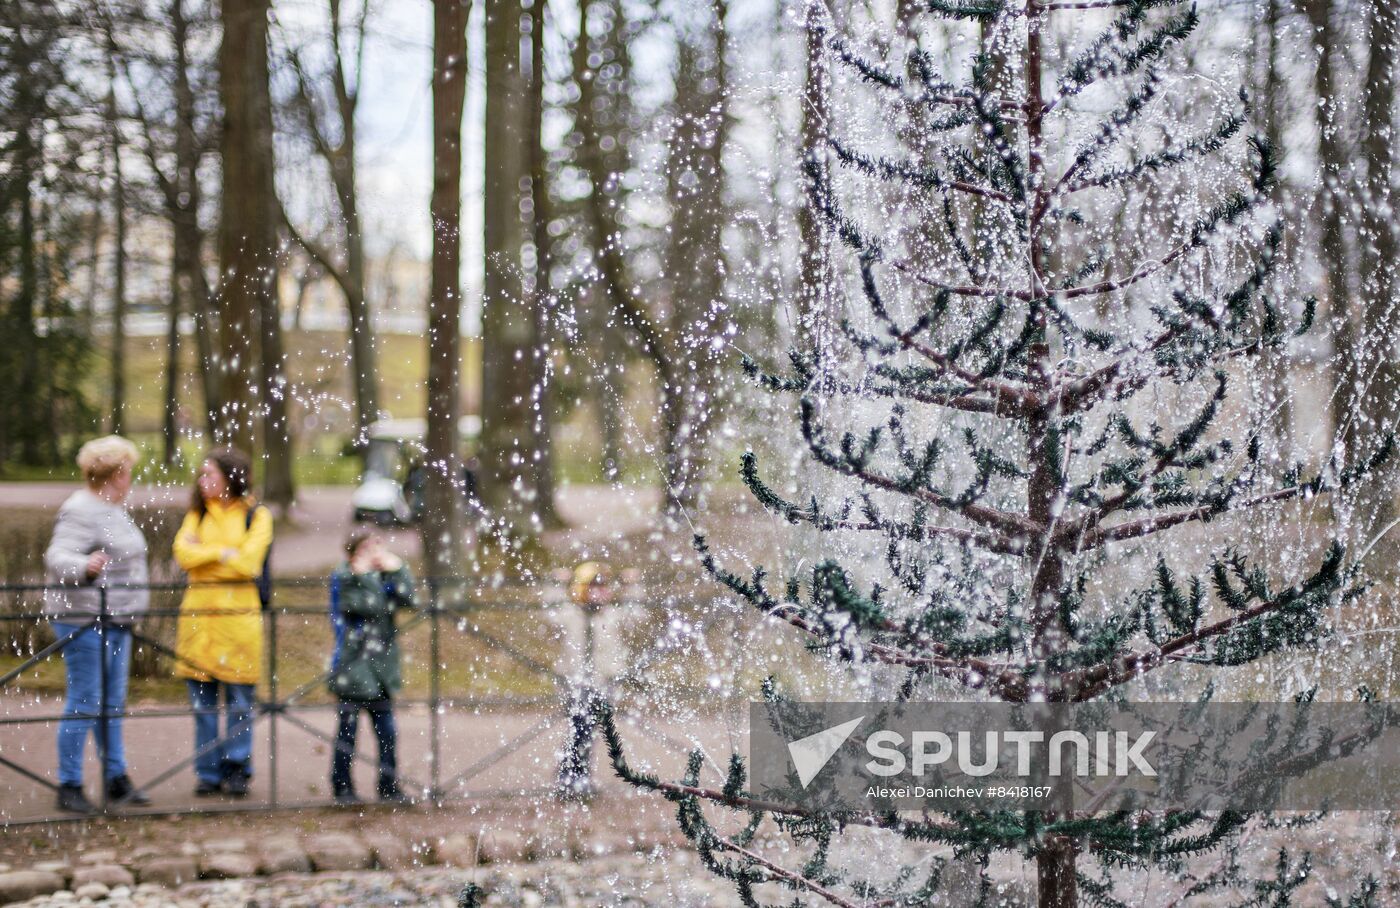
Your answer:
[172,447,272,798]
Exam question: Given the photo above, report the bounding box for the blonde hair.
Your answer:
[77,435,140,487]
[569,561,612,604]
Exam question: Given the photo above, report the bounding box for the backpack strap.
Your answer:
[243,502,273,609]
[329,572,345,670]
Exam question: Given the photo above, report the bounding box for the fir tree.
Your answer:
[595,1,1391,906]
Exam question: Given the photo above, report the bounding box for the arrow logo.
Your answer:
[787,716,865,788]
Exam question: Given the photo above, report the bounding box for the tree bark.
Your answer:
[219,0,293,506]
[163,247,183,463]
[217,0,272,456]
[1259,0,1294,454]
[260,270,295,511]
[106,57,128,437]
[14,133,42,464]
[1302,0,1358,475]
[171,0,221,439]
[660,0,730,514]
[482,0,555,529]
[597,310,624,479]
[333,0,380,444]
[1024,7,1076,903]
[527,0,559,525]
[423,0,471,577]
[1037,836,1077,908]
[796,0,832,353]
[1357,2,1399,527]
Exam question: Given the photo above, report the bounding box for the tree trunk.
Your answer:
[1259,0,1293,454]
[482,0,554,530]
[183,232,221,441]
[107,67,128,437]
[163,245,183,463]
[14,134,42,464]
[597,312,623,479]
[331,0,379,444]
[1023,12,1077,901]
[217,0,272,455]
[341,199,380,444]
[1302,0,1357,474]
[660,0,730,515]
[83,185,103,329]
[423,0,471,578]
[172,0,220,439]
[1036,836,1077,908]
[527,0,559,526]
[260,275,295,511]
[573,0,679,510]
[796,0,831,353]
[1358,2,1398,528]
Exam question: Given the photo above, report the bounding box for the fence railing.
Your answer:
[0,577,680,826]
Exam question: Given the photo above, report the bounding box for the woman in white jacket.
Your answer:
[44,435,150,814]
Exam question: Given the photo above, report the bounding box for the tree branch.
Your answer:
[1067,580,1328,701]
[709,835,869,908]
[1067,483,1312,551]
[1058,238,1194,300]
[280,201,350,290]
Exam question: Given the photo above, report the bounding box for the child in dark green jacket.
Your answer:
[328,529,417,804]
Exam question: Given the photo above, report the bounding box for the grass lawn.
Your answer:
[13,327,661,487]
[94,330,472,439]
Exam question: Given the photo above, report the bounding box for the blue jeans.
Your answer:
[331,700,398,796]
[186,680,255,785]
[51,621,132,787]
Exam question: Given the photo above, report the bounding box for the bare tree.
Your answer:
[573,0,733,515]
[280,0,381,446]
[105,44,129,437]
[123,0,223,456]
[660,0,731,512]
[423,0,470,576]
[0,0,93,466]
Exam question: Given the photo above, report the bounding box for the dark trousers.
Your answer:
[331,699,398,796]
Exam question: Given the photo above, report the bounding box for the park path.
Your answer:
[1,482,661,575]
[0,694,743,825]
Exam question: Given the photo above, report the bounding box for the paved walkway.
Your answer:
[0,694,742,825]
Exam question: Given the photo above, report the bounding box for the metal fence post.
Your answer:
[98,585,109,813]
[557,600,599,799]
[430,582,442,806]
[268,598,278,809]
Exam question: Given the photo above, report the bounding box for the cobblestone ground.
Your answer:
[9,853,739,908]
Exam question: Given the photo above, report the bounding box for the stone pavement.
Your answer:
[0,814,718,906]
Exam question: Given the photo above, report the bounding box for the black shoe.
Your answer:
[56,784,96,815]
[334,790,363,806]
[107,774,151,806]
[195,779,223,797]
[378,787,412,806]
[223,765,250,798]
